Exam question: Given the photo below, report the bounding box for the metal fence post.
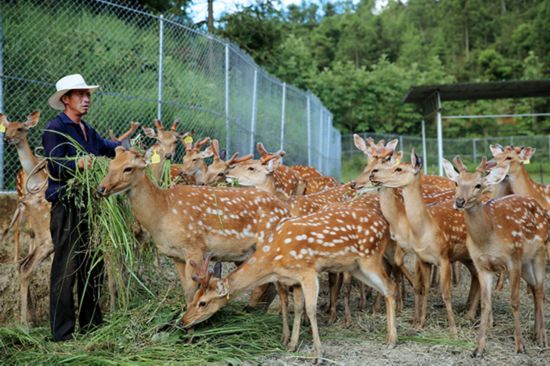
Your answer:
[319,108,324,170]
[421,120,427,174]
[280,82,286,151]
[157,14,164,121]
[548,135,550,162]
[472,138,477,163]
[225,43,230,154]
[436,92,444,176]
[307,93,311,166]
[249,68,258,154]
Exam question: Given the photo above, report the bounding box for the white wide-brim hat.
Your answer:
[48,74,99,110]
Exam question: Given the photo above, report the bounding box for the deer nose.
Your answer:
[165,152,173,160]
[96,186,107,197]
[455,197,465,208]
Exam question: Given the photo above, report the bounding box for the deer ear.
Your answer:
[519,147,535,163]
[0,113,8,127]
[142,127,157,139]
[485,165,509,186]
[216,278,230,297]
[489,144,504,157]
[24,111,40,128]
[212,262,222,278]
[443,159,459,182]
[353,134,368,154]
[115,146,126,156]
[200,147,214,159]
[411,148,422,171]
[220,149,227,160]
[386,139,399,151]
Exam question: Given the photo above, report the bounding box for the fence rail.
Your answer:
[343,132,550,184]
[0,0,341,192]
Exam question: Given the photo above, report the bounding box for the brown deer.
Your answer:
[490,144,550,212]
[181,204,397,362]
[172,134,213,185]
[96,147,290,303]
[444,156,548,356]
[369,149,480,335]
[289,165,338,194]
[142,119,181,182]
[257,143,304,199]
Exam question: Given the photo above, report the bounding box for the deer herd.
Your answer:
[2,111,550,360]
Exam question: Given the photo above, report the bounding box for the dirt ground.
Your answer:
[2,192,550,365]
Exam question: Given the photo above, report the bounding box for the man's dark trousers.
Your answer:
[49,199,103,341]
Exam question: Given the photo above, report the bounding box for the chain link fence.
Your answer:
[0,0,341,191]
[343,132,550,184]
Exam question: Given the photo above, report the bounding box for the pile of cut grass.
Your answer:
[0,292,286,365]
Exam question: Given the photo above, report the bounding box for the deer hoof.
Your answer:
[471,348,484,358]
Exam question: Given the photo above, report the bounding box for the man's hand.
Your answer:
[77,155,93,170]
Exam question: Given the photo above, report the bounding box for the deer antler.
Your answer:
[191,253,213,288]
[453,155,467,172]
[194,137,211,151]
[154,119,163,130]
[171,119,180,132]
[257,142,269,158]
[476,157,487,173]
[211,139,220,160]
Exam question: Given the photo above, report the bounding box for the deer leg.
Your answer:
[300,275,322,363]
[342,272,352,327]
[327,272,342,322]
[358,283,368,311]
[414,259,431,329]
[452,261,462,286]
[288,285,304,352]
[247,283,277,312]
[174,260,197,305]
[464,261,480,321]
[473,269,493,358]
[354,258,397,347]
[276,283,290,345]
[439,260,457,336]
[509,262,524,354]
[522,254,547,347]
[495,271,506,291]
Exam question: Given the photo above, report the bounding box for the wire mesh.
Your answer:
[0,0,340,191]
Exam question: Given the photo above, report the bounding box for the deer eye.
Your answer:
[193,158,198,162]
[395,167,402,172]
[248,167,255,171]
[198,301,207,307]
[218,172,225,176]
[17,127,24,132]
[123,167,133,173]
[474,184,481,189]
[506,157,512,160]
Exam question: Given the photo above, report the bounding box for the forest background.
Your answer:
[134,0,550,138]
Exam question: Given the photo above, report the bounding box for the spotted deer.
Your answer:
[369,149,481,335]
[181,204,397,362]
[142,119,182,182]
[490,144,550,212]
[257,143,304,199]
[169,134,213,185]
[96,147,290,303]
[444,156,548,356]
[289,165,338,194]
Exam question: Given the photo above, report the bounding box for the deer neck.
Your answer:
[193,163,208,185]
[379,187,412,244]
[401,173,433,238]
[15,137,47,188]
[226,256,274,297]
[256,175,278,197]
[463,200,492,246]
[508,164,545,203]
[127,172,167,230]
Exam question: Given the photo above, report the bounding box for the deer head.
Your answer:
[181,257,227,328]
[1,112,41,145]
[353,134,399,188]
[443,156,509,210]
[142,119,181,160]
[96,147,147,197]
[178,134,213,183]
[490,144,535,176]
[369,148,421,188]
[226,143,283,187]
[203,139,253,185]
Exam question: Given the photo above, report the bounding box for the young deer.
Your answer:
[181,204,397,362]
[175,134,213,185]
[369,149,480,335]
[202,139,252,186]
[96,147,289,303]
[444,156,548,356]
[142,119,182,182]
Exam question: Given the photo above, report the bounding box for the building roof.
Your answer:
[403,80,550,104]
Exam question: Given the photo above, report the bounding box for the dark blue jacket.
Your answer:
[42,112,120,202]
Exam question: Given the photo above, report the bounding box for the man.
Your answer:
[43,74,120,341]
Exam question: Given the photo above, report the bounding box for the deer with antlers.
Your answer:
[444,156,548,356]
[181,203,398,362]
[368,149,480,335]
[96,147,290,303]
